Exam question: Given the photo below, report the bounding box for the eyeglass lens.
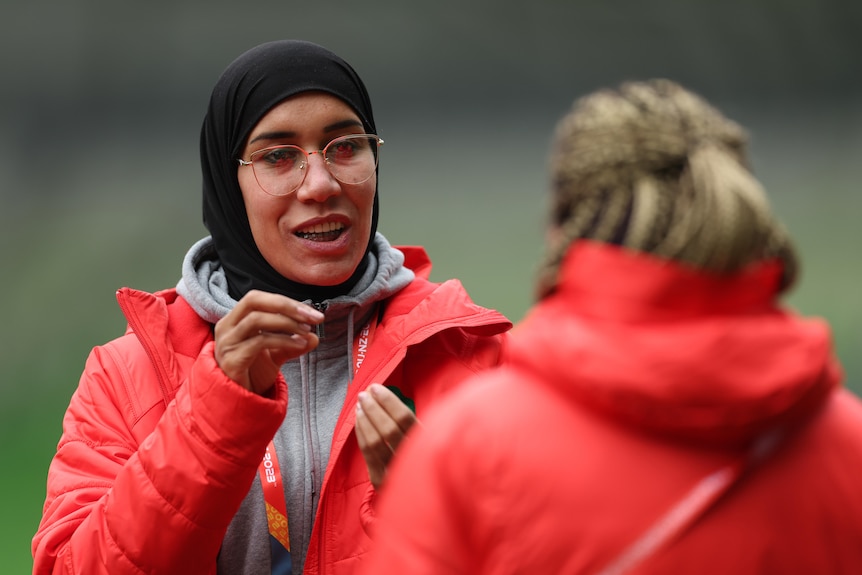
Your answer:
[250,134,379,196]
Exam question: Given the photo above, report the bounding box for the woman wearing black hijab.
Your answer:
[33,40,511,575]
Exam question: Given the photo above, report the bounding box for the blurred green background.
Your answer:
[2,1,861,571]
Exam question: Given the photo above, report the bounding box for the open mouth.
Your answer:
[295,221,345,242]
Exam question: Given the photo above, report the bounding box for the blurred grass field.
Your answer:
[2,108,861,572]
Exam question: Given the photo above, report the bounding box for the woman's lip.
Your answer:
[291,222,352,252]
[291,214,350,234]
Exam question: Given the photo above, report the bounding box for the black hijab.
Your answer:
[200,39,379,302]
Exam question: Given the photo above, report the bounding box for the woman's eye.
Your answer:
[328,141,358,161]
[260,147,302,168]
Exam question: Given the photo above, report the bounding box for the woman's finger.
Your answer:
[355,402,389,488]
[214,290,324,392]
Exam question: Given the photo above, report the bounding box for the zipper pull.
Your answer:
[312,302,328,340]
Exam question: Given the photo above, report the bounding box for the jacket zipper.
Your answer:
[312,301,328,340]
[307,300,328,555]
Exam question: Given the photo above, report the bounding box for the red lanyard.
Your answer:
[258,442,289,550]
[257,311,379,572]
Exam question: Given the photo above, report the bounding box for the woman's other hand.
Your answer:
[355,383,419,489]
[214,290,324,395]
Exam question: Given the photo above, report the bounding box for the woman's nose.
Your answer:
[294,152,341,202]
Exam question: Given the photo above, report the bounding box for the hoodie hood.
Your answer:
[177,232,413,324]
[510,241,840,446]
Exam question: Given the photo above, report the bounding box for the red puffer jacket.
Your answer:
[32,246,511,575]
[361,241,862,574]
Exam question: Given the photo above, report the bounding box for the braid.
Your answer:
[537,79,798,299]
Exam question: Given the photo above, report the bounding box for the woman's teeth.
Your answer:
[295,222,345,241]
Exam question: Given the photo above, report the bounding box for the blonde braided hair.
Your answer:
[536,79,798,299]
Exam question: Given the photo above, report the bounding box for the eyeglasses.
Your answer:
[238,134,383,196]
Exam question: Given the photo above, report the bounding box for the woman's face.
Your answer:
[237,92,376,287]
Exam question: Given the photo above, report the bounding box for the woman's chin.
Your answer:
[278,258,361,288]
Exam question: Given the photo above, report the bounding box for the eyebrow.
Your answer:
[248,119,364,145]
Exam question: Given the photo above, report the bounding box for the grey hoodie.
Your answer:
[177,233,414,574]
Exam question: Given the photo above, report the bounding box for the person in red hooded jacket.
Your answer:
[31,40,510,575]
[360,79,862,574]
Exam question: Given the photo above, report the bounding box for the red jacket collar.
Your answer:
[554,240,785,321]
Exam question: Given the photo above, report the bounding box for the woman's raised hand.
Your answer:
[355,383,419,489]
[214,290,324,395]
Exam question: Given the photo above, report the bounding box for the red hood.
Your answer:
[509,241,841,445]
